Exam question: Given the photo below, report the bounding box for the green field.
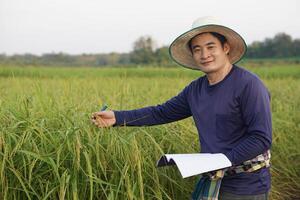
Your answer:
[0,65,300,200]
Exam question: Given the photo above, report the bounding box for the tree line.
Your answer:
[0,32,299,67]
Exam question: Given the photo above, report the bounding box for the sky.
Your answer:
[0,0,299,55]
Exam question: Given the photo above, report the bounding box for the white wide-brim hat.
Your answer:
[169,16,247,70]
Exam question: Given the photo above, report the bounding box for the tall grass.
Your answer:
[0,65,299,199]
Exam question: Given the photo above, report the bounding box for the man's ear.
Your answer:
[224,42,230,55]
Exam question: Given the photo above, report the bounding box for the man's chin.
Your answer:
[196,65,216,74]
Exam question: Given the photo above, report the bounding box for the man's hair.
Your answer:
[188,32,228,52]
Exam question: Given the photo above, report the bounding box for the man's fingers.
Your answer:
[91,112,106,119]
[90,111,114,128]
[91,113,96,120]
[98,117,108,127]
[91,115,109,128]
[91,112,100,120]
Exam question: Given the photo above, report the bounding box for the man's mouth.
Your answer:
[201,61,213,65]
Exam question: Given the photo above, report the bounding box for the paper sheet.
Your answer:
[157,153,232,178]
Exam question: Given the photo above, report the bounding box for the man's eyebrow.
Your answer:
[191,41,216,50]
[205,42,216,46]
[192,45,200,50]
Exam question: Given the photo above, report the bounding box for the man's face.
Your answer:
[190,33,230,74]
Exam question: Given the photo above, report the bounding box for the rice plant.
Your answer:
[0,65,299,199]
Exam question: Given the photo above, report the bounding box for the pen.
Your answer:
[100,104,108,111]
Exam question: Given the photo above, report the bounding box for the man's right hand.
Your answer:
[91,111,116,128]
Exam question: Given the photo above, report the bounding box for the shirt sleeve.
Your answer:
[224,77,272,165]
[113,85,192,126]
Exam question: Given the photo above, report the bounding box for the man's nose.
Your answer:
[201,49,210,60]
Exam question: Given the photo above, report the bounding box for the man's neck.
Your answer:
[206,63,233,85]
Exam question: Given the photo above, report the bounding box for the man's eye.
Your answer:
[208,46,214,49]
[193,48,200,53]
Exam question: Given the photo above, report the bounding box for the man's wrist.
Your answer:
[112,110,122,126]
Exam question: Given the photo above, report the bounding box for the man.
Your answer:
[91,16,272,200]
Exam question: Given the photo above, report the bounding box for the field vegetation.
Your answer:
[0,65,299,199]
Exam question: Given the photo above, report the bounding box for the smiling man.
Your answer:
[189,32,232,84]
[91,16,272,200]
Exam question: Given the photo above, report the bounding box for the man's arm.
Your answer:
[113,86,192,126]
[224,78,272,165]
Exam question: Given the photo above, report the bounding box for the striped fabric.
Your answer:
[191,150,271,200]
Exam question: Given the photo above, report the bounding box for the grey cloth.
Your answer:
[219,191,269,200]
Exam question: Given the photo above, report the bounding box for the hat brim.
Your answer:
[169,24,247,70]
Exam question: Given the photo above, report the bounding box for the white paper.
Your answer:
[157,153,232,178]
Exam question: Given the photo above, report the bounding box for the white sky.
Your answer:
[1,0,299,55]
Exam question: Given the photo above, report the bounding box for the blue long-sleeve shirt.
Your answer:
[114,65,272,195]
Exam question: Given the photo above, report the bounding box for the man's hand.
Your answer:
[91,111,116,128]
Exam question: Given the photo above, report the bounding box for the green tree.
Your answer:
[272,33,293,57]
[155,46,172,66]
[292,39,300,57]
[130,36,156,64]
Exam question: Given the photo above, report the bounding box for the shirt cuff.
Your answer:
[113,110,125,126]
